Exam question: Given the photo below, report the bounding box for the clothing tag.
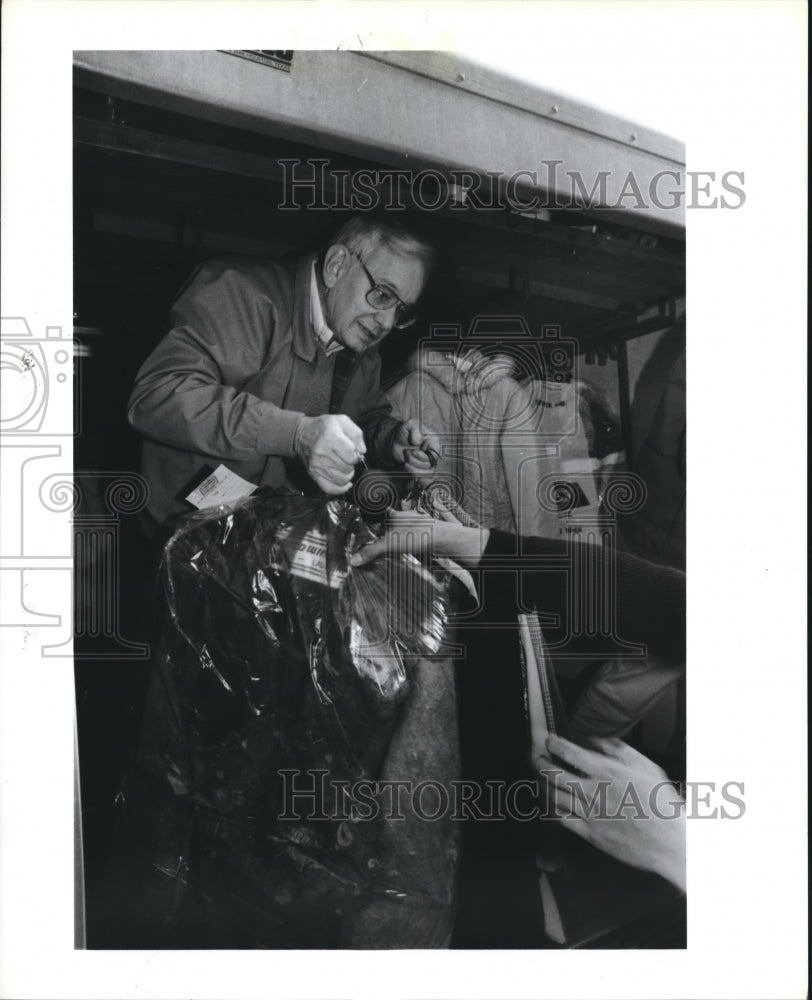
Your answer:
[185,464,257,510]
[274,528,346,589]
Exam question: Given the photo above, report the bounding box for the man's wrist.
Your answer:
[256,406,305,458]
[456,525,490,567]
[292,413,307,457]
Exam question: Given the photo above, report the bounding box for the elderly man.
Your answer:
[128,215,440,526]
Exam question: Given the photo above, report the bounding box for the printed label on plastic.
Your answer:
[275,528,346,589]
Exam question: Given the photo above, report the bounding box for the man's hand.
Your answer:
[294,414,365,495]
[350,510,490,568]
[536,734,686,892]
[391,419,441,477]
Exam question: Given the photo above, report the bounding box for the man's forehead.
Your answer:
[366,242,426,300]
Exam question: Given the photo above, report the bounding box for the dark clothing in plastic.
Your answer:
[103,493,457,949]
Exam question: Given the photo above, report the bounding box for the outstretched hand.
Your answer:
[536,734,686,892]
[350,511,490,569]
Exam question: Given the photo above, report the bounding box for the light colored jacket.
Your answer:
[386,347,598,538]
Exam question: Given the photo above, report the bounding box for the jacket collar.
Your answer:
[310,262,345,357]
[291,251,320,363]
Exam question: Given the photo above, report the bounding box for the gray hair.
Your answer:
[326,215,437,273]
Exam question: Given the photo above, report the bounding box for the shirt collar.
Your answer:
[310,262,345,357]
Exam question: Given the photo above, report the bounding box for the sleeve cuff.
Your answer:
[482,528,522,559]
[483,529,566,562]
[367,417,403,469]
[255,407,305,458]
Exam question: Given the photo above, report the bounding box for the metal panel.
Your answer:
[73,50,686,236]
[363,51,684,163]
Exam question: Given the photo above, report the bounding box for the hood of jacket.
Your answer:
[405,346,519,395]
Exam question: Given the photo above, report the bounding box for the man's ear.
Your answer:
[322,244,351,288]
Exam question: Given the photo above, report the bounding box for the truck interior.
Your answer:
[72,50,687,949]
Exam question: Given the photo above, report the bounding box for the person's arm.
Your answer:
[128,260,305,460]
[537,734,686,892]
[351,514,685,660]
[485,528,685,662]
[129,261,363,494]
[355,371,442,477]
[350,512,491,568]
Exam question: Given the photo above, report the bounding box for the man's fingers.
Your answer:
[314,474,352,496]
[349,516,487,569]
[559,814,592,843]
[550,784,585,819]
[325,455,356,477]
[545,734,590,770]
[311,457,354,485]
[587,735,626,757]
[403,431,441,470]
[533,752,570,778]
[421,433,442,459]
[403,447,434,466]
[326,435,360,468]
[395,420,442,470]
[350,522,433,566]
[534,758,601,824]
[403,456,434,476]
[590,736,659,774]
[316,450,356,473]
[545,734,608,779]
[300,415,365,489]
[589,737,646,772]
[403,418,422,444]
[350,539,386,566]
[335,414,366,452]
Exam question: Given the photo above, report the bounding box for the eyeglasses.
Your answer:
[351,251,418,329]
